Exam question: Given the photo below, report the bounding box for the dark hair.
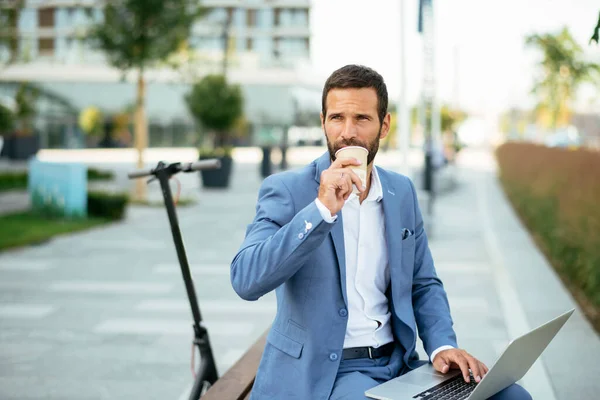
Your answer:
[321,64,388,124]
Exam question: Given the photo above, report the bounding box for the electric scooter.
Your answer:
[128,159,221,399]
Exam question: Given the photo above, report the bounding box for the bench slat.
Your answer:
[202,331,267,400]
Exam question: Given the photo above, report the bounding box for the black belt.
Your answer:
[342,342,395,360]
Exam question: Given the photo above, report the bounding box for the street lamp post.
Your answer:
[418,0,436,215]
[398,0,410,177]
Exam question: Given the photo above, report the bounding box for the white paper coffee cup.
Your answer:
[335,146,368,195]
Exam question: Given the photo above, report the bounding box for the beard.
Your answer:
[326,127,382,166]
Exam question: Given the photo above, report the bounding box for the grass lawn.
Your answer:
[0,211,111,251]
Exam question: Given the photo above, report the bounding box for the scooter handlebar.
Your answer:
[127,168,154,179]
[182,159,221,172]
[127,159,221,179]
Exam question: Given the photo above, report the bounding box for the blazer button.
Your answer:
[298,233,304,239]
[338,308,348,317]
[329,353,338,361]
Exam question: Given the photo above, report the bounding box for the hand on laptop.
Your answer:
[432,348,489,384]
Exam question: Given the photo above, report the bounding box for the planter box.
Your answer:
[1,134,40,160]
[199,155,233,188]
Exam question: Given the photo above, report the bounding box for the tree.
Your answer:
[526,27,600,130]
[590,11,600,45]
[185,74,243,154]
[0,0,25,66]
[0,103,14,134]
[382,105,467,151]
[88,0,204,199]
[14,83,38,136]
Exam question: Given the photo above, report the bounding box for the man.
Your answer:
[230,65,532,400]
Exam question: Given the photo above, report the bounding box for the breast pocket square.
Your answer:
[401,228,415,240]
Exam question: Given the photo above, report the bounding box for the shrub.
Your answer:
[87,167,114,181]
[87,190,128,220]
[0,171,27,192]
[185,74,244,151]
[495,142,600,327]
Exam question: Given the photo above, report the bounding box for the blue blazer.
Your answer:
[231,152,457,399]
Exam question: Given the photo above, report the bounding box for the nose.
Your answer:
[339,119,358,140]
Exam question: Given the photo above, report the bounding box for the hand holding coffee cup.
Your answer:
[335,146,368,195]
[318,155,366,216]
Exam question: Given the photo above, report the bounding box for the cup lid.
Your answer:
[335,146,368,156]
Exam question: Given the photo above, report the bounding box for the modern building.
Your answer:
[0,0,322,148]
[3,0,310,69]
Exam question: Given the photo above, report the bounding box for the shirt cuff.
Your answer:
[430,345,454,363]
[314,198,337,223]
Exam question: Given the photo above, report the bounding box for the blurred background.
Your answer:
[0,1,599,399]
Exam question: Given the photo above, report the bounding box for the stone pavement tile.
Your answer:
[0,190,30,215]
[0,376,187,400]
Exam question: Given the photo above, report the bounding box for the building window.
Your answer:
[206,7,227,24]
[273,37,281,58]
[38,38,55,55]
[246,9,256,27]
[293,8,308,26]
[254,37,272,58]
[93,7,103,23]
[279,9,292,27]
[257,9,273,29]
[38,8,55,28]
[18,8,36,31]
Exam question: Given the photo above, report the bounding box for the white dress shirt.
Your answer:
[315,166,452,362]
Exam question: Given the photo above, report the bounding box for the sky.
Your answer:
[310,0,600,117]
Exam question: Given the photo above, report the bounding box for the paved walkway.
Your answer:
[0,147,597,399]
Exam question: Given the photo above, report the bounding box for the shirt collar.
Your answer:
[348,165,383,203]
[368,165,384,203]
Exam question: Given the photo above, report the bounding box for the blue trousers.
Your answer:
[329,356,532,400]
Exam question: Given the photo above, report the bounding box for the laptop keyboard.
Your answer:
[412,372,478,400]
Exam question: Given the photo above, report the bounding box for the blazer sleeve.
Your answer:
[407,177,458,356]
[230,174,335,301]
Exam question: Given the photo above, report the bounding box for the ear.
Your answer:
[379,112,391,140]
[320,112,325,130]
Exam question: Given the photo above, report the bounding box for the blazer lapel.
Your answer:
[314,152,348,306]
[330,212,347,305]
[379,168,418,362]
[378,167,403,273]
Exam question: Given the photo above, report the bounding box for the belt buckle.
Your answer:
[368,347,373,359]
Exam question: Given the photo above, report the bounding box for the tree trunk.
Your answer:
[133,70,148,200]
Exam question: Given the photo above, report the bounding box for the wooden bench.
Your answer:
[202,330,267,400]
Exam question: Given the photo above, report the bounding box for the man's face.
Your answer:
[321,88,390,166]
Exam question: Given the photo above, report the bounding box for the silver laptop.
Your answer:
[366,308,574,400]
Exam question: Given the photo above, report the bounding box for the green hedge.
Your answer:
[0,171,28,192]
[496,142,600,330]
[0,167,114,193]
[87,191,128,220]
[87,168,115,181]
